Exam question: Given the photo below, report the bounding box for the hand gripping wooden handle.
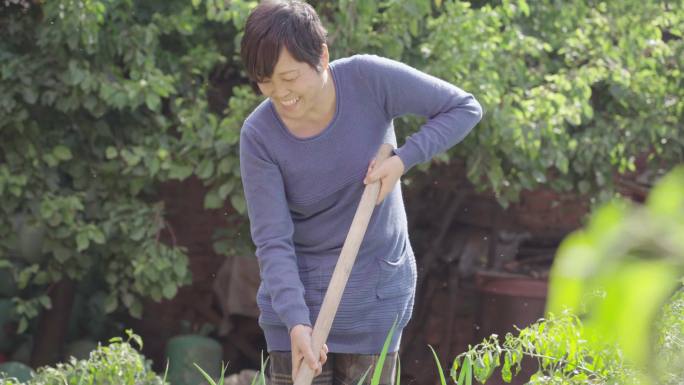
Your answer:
[293,144,394,385]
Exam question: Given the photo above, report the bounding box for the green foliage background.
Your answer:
[1,0,682,339]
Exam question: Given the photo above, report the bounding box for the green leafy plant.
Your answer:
[194,362,231,385]
[429,345,451,385]
[547,166,684,373]
[369,317,398,385]
[421,0,683,206]
[193,353,268,385]
[653,289,684,385]
[450,311,635,385]
[450,166,684,384]
[449,291,684,385]
[1,0,256,335]
[0,330,167,385]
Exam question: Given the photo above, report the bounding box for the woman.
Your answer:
[238,1,483,384]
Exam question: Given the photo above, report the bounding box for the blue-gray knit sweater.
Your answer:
[239,54,482,353]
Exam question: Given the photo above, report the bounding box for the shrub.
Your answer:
[0,330,167,385]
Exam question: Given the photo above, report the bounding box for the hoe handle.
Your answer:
[293,144,394,385]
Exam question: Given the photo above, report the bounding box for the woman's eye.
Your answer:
[283,77,298,82]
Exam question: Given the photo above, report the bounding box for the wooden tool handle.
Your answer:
[293,144,394,385]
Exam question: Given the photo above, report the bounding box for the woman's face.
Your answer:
[257,46,329,121]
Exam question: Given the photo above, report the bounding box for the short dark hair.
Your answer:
[240,0,327,92]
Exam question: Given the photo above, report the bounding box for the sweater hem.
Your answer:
[261,324,403,354]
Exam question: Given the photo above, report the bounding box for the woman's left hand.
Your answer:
[363,155,405,205]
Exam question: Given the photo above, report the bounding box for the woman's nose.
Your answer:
[260,82,288,98]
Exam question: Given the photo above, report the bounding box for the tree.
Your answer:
[0,0,256,362]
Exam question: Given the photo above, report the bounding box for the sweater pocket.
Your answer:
[375,250,416,300]
[299,265,324,306]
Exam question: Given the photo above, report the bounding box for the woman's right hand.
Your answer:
[290,324,328,381]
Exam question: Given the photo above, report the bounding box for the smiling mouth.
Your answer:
[281,97,300,107]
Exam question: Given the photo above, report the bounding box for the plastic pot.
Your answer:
[165,334,222,385]
[0,361,34,382]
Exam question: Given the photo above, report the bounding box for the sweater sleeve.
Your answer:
[239,126,311,331]
[356,54,483,172]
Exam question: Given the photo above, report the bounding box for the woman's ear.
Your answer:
[319,43,330,71]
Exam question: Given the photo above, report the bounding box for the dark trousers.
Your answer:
[267,351,398,385]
